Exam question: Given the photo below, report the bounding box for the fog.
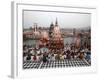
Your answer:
[23,10,91,29]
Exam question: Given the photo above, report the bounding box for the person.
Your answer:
[67,50,71,59]
[42,52,48,63]
[85,51,91,63]
[30,49,35,55]
[56,54,60,60]
[48,53,51,62]
[60,54,64,60]
[23,55,27,62]
[33,54,36,61]
[79,52,84,59]
[63,51,66,59]
[36,54,41,62]
[36,49,40,55]
[26,54,31,61]
[71,51,74,59]
[51,54,55,61]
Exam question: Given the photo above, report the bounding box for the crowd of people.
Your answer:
[23,43,91,64]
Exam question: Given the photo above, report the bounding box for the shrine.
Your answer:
[48,18,64,50]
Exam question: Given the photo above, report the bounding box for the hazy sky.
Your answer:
[23,10,91,29]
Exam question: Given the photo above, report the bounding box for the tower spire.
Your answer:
[50,22,54,28]
[55,18,58,26]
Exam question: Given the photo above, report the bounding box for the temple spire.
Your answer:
[51,22,54,26]
[55,18,58,26]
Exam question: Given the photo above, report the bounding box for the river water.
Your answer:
[24,37,74,46]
